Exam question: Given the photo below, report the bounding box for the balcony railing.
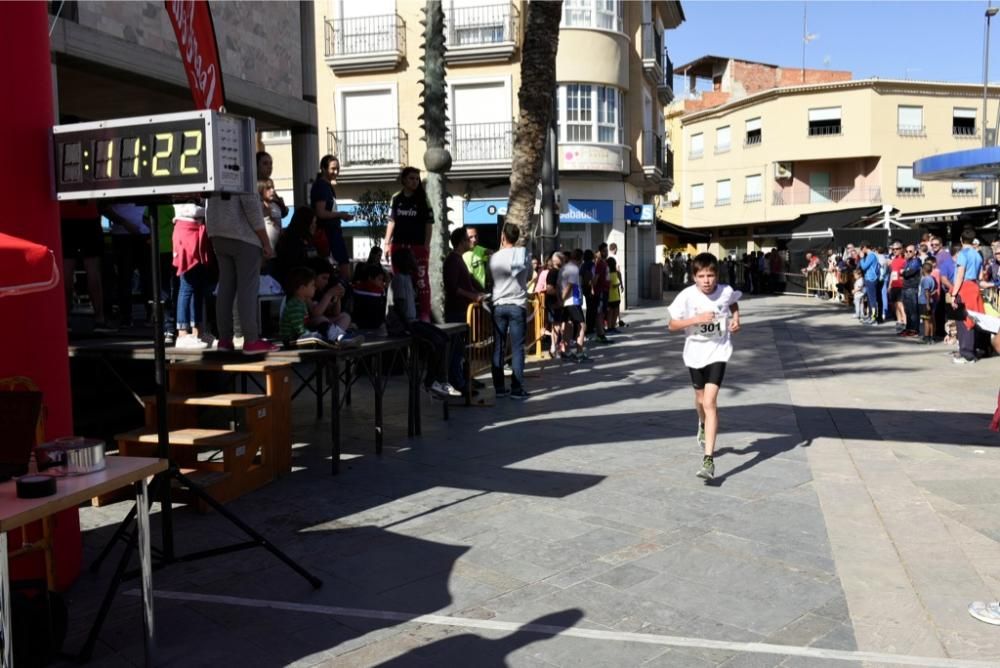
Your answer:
[449,121,514,163]
[744,192,763,204]
[641,131,664,173]
[808,124,842,137]
[772,186,882,206]
[664,146,674,184]
[953,185,978,197]
[447,3,518,47]
[716,196,731,207]
[954,125,978,137]
[658,49,674,104]
[744,133,762,147]
[689,148,704,160]
[690,200,704,209]
[324,14,405,71]
[641,23,663,84]
[896,186,924,197]
[714,143,731,154]
[327,127,408,169]
[897,124,926,137]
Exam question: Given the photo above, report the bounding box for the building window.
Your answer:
[808,107,842,136]
[744,174,762,203]
[715,126,731,154]
[261,129,291,143]
[896,166,923,196]
[954,108,977,136]
[557,84,623,144]
[745,117,761,146]
[690,132,704,159]
[690,183,704,209]
[716,179,731,206]
[561,0,623,32]
[447,1,512,46]
[897,106,924,136]
[952,181,977,197]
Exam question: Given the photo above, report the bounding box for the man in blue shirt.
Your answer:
[951,228,985,363]
[859,241,882,324]
[930,235,954,341]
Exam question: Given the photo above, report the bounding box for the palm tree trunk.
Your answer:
[506,0,562,248]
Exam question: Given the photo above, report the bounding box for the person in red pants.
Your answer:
[384,167,433,322]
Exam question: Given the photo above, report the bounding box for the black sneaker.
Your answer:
[509,388,530,401]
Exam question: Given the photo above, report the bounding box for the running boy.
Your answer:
[667,252,742,481]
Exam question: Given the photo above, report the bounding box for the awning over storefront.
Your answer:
[752,206,882,240]
[656,220,711,241]
[913,147,1000,181]
[895,205,999,227]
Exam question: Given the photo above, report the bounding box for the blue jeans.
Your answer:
[176,264,210,331]
[491,304,526,391]
[864,279,881,322]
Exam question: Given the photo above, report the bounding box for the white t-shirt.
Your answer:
[667,283,742,369]
[560,262,582,307]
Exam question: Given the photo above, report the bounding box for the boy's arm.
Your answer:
[728,303,741,332]
[667,310,715,332]
[310,290,336,319]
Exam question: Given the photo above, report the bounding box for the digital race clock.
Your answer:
[52,110,256,200]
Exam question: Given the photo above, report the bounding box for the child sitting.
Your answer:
[279,266,363,348]
[307,258,353,334]
[852,269,865,320]
[387,248,461,398]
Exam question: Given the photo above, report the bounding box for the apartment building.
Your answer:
[661,56,1000,258]
[263,0,684,303]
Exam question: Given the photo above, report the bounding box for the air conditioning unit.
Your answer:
[774,161,793,179]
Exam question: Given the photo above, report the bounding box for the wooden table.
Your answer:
[0,457,167,667]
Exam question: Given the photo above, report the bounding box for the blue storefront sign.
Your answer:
[463,198,508,225]
[560,199,614,224]
[624,203,654,227]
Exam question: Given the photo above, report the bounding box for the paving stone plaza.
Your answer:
[64,296,1000,667]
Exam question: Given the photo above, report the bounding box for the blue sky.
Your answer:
[668,1,995,85]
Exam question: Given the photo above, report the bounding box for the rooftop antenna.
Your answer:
[802,1,819,83]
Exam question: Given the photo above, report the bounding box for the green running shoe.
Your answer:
[697,422,706,449]
[696,456,715,481]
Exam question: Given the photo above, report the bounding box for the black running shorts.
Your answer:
[688,362,727,389]
[565,305,585,323]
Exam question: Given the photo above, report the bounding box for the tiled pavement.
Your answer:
[56,295,1000,667]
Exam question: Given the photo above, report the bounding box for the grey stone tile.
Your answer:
[592,562,659,589]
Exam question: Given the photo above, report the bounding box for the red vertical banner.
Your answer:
[165,0,226,110]
[0,0,81,590]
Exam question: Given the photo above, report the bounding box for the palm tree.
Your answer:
[505,0,563,247]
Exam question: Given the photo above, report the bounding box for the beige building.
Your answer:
[264,0,684,303]
[661,59,1000,258]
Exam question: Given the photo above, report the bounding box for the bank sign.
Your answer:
[561,199,613,224]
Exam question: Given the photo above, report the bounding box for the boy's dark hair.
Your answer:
[607,257,617,271]
[961,227,977,243]
[583,249,594,263]
[399,166,421,184]
[256,151,270,167]
[501,222,519,245]
[921,261,935,273]
[951,242,963,254]
[859,239,871,250]
[450,227,469,249]
[691,252,719,274]
[598,242,608,253]
[286,266,316,295]
[572,248,584,262]
[307,257,334,277]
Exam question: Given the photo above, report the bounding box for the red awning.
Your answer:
[0,232,60,298]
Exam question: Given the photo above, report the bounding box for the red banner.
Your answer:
[165,0,226,110]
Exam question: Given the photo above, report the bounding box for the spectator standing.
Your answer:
[444,227,486,392]
[259,178,283,252]
[527,256,541,293]
[607,257,622,333]
[593,243,611,342]
[899,244,922,337]
[919,261,938,344]
[102,202,151,327]
[60,199,109,330]
[950,228,985,364]
[859,241,882,325]
[171,203,212,349]
[256,151,288,219]
[887,242,905,329]
[560,249,588,362]
[488,223,531,399]
[544,252,565,356]
[384,167,434,322]
[581,249,596,334]
[851,269,865,320]
[463,227,489,291]
[974,238,990,266]
[274,206,319,287]
[310,155,355,281]
[206,193,278,354]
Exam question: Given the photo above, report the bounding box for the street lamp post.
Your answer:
[983,4,998,204]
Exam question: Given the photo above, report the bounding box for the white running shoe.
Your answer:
[175,335,208,350]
